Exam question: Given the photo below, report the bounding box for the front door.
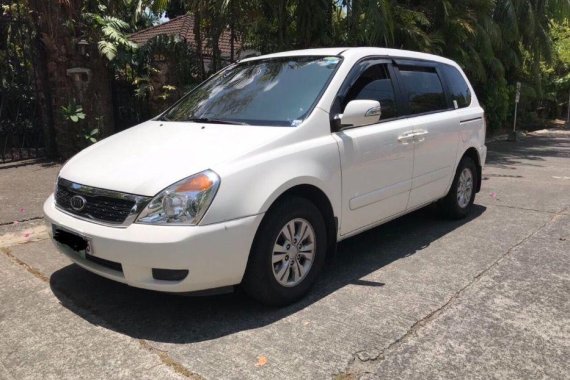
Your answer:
[333,61,414,236]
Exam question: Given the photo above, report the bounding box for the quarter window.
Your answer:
[442,65,472,108]
[343,64,398,120]
[398,67,447,115]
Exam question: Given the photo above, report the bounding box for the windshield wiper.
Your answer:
[186,117,249,125]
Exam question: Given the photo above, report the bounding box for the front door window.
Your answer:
[342,63,399,121]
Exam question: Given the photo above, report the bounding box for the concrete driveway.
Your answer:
[1,129,569,379]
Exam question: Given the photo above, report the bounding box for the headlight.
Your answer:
[135,170,220,225]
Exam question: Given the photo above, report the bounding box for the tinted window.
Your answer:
[343,64,398,120]
[442,65,471,108]
[399,67,447,114]
[161,56,342,126]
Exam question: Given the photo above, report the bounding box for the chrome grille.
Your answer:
[55,178,151,226]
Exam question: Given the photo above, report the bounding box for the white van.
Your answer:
[44,47,486,305]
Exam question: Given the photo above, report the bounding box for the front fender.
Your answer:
[200,135,342,226]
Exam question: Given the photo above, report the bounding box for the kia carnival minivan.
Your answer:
[44,47,486,305]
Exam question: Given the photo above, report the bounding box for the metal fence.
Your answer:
[0,7,45,163]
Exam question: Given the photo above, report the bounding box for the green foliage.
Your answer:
[554,23,570,64]
[550,20,570,88]
[134,35,198,85]
[61,103,86,123]
[541,19,570,118]
[481,78,510,130]
[84,13,138,61]
[113,34,200,118]
[158,85,177,100]
[60,101,101,145]
[1,1,37,133]
[84,128,100,144]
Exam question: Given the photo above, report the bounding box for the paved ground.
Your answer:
[0,129,569,380]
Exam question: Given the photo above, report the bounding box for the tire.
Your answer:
[242,197,327,306]
[438,156,477,219]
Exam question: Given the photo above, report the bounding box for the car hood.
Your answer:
[59,121,292,196]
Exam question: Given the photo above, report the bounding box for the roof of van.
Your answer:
[240,47,458,67]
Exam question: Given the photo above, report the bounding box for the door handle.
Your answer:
[398,132,415,144]
[412,130,428,143]
[398,130,428,144]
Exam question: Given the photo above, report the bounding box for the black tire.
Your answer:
[242,197,327,306]
[438,156,477,219]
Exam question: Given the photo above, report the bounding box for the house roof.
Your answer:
[129,14,241,59]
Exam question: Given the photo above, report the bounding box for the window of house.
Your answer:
[398,67,448,115]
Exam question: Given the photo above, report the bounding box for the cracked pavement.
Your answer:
[0,128,569,379]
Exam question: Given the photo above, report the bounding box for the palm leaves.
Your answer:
[336,0,569,126]
[84,13,138,60]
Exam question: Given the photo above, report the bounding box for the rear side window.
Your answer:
[442,65,472,108]
[343,64,398,120]
[398,67,447,115]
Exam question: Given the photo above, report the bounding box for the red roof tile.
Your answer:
[129,14,241,58]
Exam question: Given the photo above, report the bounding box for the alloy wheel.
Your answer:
[271,218,316,287]
[457,168,474,208]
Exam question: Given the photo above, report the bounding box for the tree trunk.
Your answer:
[193,11,206,80]
[348,0,360,45]
[31,29,56,158]
[212,36,221,72]
[325,0,333,44]
[277,0,288,50]
[210,14,224,71]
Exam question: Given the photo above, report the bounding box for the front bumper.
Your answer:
[43,194,263,292]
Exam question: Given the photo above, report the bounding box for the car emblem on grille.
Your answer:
[70,195,87,211]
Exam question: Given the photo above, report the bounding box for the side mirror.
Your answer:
[337,100,381,129]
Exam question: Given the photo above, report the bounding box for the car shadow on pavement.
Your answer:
[50,204,486,344]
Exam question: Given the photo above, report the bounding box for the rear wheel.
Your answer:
[242,197,327,306]
[438,156,477,219]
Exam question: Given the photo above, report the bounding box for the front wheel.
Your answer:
[242,197,327,306]
[438,156,477,219]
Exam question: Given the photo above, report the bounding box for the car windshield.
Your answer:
[160,56,342,126]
